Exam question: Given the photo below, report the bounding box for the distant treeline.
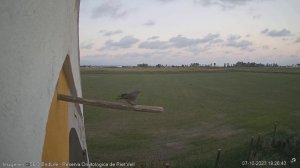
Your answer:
[137,63,217,68]
[233,61,279,67]
[81,62,300,68]
[139,62,280,68]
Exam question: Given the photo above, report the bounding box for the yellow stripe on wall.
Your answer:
[42,70,69,167]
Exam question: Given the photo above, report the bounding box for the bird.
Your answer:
[117,90,141,105]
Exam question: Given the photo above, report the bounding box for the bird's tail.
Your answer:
[116,95,125,100]
[117,93,127,100]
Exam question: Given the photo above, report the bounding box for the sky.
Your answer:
[79,0,300,66]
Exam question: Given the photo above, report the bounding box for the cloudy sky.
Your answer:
[79,0,300,66]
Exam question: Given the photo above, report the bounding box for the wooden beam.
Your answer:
[57,94,164,113]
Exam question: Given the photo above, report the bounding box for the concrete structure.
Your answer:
[0,0,89,167]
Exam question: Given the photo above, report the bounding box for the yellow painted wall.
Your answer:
[42,70,69,167]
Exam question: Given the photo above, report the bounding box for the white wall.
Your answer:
[0,0,82,164]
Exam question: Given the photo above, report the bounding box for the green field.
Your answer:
[81,68,300,167]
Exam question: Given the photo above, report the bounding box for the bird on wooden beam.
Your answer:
[117,90,141,105]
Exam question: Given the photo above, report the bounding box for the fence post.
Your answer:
[253,133,261,158]
[214,149,222,168]
[165,162,170,168]
[272,122,277,146]
[247,136,254,162]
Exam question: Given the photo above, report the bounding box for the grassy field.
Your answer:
[81,68,300,167]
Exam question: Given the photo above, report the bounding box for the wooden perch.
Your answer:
[57,94,164,113]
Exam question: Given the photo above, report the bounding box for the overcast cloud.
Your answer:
[105,36,139,48]
[295,37,300,43]
[194,0,254,9]
[169,35,202,48]
[139,40,170,49]
[91,0,128,18]
[199,33,220,43]
[80,42,94,49]
[261,28,292,37]
[158,0,177,3]
[103,30,123,36]
[226,34,253,51]
[143,20,156,26]
[147,36,160,40]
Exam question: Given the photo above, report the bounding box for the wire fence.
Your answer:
[133,122,300,168]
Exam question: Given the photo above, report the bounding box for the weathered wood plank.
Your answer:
[57,94,164,113]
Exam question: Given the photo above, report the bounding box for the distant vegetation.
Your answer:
[80,61,300,69]
[234,61,279,67]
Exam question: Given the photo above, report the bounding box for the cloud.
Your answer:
[158,0,177,3]
[91,0,128,19]
[194,0,253,9]
[261,45,269,50]
[227,34,241,41]
[268,29,291,36]
[105,36,139,48]
[261,28,292,37]
[294,37,300,43]
[139,40,170,49]
[261,28,269,34]
[103,30,123,36]
[143,20,156,26]
[210,38,224,44]
[138,33,222,50]
[187,45,211,55]
[99,30,106,33]
[147,36,159,40]
[227,40,253,50]
[166,33,222,48]
[169,35,202,48]
[199,33,220,43]
[220,0,251,5]
[252,14,261,19]
[194,0,213,6]
[80,42,94,49]
[226,34,253,51]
